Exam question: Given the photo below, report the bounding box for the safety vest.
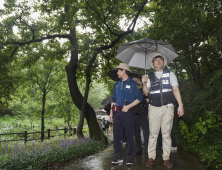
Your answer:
[148,70,176,107]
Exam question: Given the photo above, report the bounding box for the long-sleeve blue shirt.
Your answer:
[112,77,142,106]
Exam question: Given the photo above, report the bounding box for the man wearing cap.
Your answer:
[142,54,184,169]
[109,63,142,166]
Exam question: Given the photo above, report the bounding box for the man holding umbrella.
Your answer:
[109,63,142,166]
[142,53,184,169]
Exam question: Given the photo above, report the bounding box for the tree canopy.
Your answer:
[0,0,153,144]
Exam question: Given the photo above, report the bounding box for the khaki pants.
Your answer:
[148,105,174,160]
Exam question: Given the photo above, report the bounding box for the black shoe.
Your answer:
[134,151,142,156]
[126,160,133,166]
[112,158,123,164]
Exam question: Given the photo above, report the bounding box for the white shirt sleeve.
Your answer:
[146,71,178,87]
[170,71,179,86]
[147,78,151,88]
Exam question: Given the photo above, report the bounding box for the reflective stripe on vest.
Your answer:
[162,72,170,78]
[150,89,172,94]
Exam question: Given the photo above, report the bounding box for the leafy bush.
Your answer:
[177,69,222,168]
[0,137,103,170]
[2,115,12,121]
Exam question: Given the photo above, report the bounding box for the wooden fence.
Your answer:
[0,127,77,143]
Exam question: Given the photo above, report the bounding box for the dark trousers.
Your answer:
[134,114,149,152]
[113,111,135,161]
[122,130,126,143]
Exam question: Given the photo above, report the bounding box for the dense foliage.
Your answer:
[179,70,222,168]
[141,0,222,168]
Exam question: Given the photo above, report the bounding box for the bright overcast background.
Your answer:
[0,0,147,33]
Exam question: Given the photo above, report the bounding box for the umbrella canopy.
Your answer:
[106,69,120,81]
[96,115,102,119]
[101,95,112,106]
[106,69,142,82]
[115,38,179,74]
[101,115,110,122]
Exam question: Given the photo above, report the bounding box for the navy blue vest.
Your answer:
[148,70,176,106]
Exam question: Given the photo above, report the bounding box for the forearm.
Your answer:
[172,86,183,106]
[143,85,150,96]
[142,76,149,96]
[110,102,116,116]
[172,86,184,117]
[127,99,140,109]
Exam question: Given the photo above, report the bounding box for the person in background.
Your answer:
[104,103,112,134]
[105,120,111,134]
[142,53,184,169]
[104,103,111,115]
[109,63,142,166]
[132,77,149,156]
[100,117,107,132]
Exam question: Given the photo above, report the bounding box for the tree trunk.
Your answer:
[66,28,108,145]
[66,64,108,144]
[77,73,90,139]
[41,90,46,141]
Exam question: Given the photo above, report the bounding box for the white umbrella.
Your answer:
[96,115,102,119]
[101,115,110,122]
[115,38,179,74]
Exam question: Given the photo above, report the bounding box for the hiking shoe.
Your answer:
[164,160,173,168]
[111,158,123,164]
[146,158,155,168]
[171,147,177,151]
[126,160,133,166]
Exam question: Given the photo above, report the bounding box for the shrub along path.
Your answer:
[60,132,207,170]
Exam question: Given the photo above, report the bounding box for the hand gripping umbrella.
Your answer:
[115,38,179,74]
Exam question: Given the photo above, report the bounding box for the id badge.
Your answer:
[162,80,169,84]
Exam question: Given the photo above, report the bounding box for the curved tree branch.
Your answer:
[19,13,35,40]
[9,47,19,58]
[127,0,148,31]
[85,0,119,37]
[6,34,70,46]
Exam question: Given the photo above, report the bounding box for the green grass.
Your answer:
[0,115,89,143]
